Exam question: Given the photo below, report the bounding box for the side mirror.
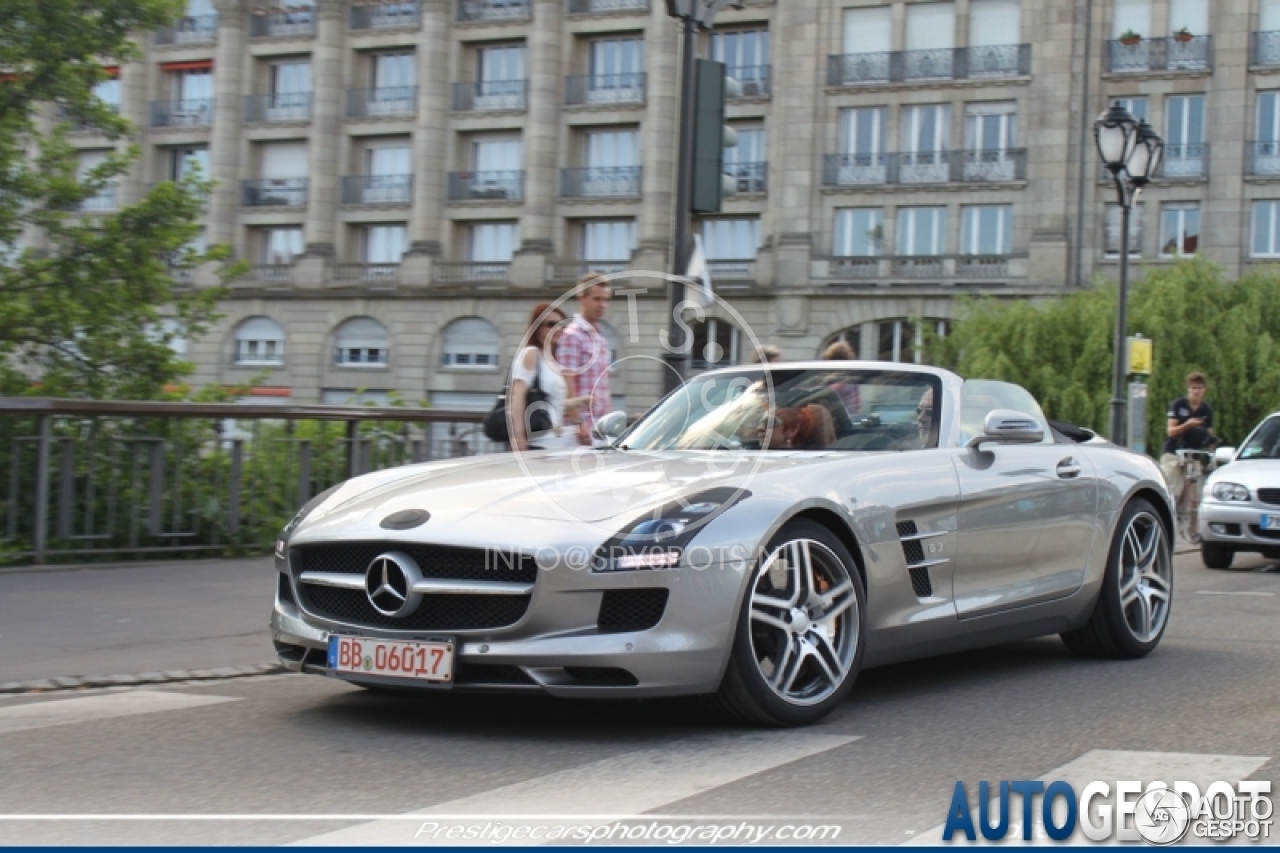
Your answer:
[966,409,1046,448]
[1214,446,1236,466]
[594,411,629,443]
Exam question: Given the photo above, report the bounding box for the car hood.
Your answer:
[298,449,840,536]
[1209,458,1280,491]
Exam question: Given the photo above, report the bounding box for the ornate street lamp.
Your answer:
[1094,103,1164,446]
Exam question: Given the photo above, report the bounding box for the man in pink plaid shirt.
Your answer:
[558,275,612,444]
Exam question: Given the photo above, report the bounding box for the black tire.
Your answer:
[712,519,866,727]
[1061,498,1173,659]
[1201,542,1234,570]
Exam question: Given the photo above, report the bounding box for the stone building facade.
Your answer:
[52,0,1280,413]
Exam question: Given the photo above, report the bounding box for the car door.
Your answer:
[950,380,1098,617]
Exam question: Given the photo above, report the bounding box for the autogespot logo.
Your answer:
[942,779,1272,844]
[508,270,774,538]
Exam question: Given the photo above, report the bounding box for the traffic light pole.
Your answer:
[662,14,700,395]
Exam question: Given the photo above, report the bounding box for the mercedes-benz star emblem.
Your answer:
[364,552,423,618]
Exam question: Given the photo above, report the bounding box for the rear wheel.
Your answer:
[1061,498,1172,658]
[713,519,865,727]
[1200,542,1234,570]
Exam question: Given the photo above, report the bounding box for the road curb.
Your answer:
[0,662,288,695]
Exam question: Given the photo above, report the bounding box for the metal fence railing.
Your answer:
[250,9,315,37]
[341,174,413,204]
[827,44,1031,85]
[242,178,308,207]
[0,398,498,565]
[568,0,648,11]
[451,80,528,111]
[457,0,529,21]
[561,166,643,197]
[350,1,421,29]
[448,170,525,201]
[245,92,312,123]
[1105,35,1211,72]
[565,73,646,105]
[432,262,511,283]
[155,15,218,44]
[346,87,417,118]
[151,99,214,127]
[822,149,1027,186]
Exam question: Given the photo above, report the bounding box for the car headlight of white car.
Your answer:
[1210,481,1251,502]
[275,484,342,560]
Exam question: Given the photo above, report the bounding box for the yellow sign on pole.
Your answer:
[1128,336,1153,375]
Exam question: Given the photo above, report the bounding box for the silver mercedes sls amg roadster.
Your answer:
[271,362,1175,726]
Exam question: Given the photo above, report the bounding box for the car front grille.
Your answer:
[292,542,538,583]
[455,663,536,686]
[598,589,669,633]
[301,585,531,631]
[564,666,638,686]
[1257,489,1280,505]
[1250,525,1280,540]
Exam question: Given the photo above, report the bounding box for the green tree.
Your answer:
[926,258,1280,451]
[0,0,234,399]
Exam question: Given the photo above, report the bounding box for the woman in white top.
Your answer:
[510,303,584,450]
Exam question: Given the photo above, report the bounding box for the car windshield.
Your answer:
[1238,417,1280,460]
[619,368,943,452]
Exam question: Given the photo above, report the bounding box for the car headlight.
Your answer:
[592,488,749,572]
[275,484,342,561]
[1211,482,1251,502]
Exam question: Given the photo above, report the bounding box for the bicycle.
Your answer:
[1173,448,1213,544]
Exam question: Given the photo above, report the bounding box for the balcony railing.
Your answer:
[457,0,529,21]
[154,15,218,44]
[726,161,767,194]
[1255,31,1280,66]
[248,263,295,283]
[1105,35,1211,72]
[341,174,413,204]
[448,170,524,201]
[727,65,771,97]
[826,44,1031,85]
[1249,141,1280,176]
[346,87,416,118]
[433,261,511,283]
[245,93,312,122]
[242,178,308,207]
[561,166,642,197]
[1157,143,1207,178]
[249,9,315,37]
[0,397,496,564]
[452,80,527,111]
[548,260,628,281]
[151,99,214,127]
[707,260,756,281]
[824,254,1018,282]
[568,0,648,11]
[565,73,646,106]
[822,149,1027,186]
[350,1,420,29]
[334,263,400,284]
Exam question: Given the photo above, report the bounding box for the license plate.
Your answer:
[327,636,454,683]
[1261,515,1280,530]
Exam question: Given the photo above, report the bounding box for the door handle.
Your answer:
[1056,458,1082,479]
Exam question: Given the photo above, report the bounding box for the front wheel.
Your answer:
[1061,498,1173,659]
[1201,542,1234,570]
[713,519,866,727]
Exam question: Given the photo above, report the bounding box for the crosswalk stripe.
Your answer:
[0,690,238,736]
[294,731,860,846]
[904,750,1271,846]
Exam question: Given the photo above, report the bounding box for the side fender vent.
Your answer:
[896,518,946,600]
[909,566,933,598]
[896,520,925,565]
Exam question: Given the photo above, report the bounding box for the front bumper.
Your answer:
[270,558,748,699]
[1198,499,1280,551]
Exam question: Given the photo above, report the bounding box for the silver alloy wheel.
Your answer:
[748,538,859,706]
[1118,511,1171,643]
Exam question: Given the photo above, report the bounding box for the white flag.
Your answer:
[685,234,713,307]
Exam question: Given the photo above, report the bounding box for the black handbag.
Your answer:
[484,354,553,443]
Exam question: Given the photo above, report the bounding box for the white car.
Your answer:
[1199,412,1280,568]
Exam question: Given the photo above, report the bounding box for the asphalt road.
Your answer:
[0,551,1276,845]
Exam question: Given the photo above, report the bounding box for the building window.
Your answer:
[1252,201,1280,257]
[1103,204,1144,258]
[1111,96,1149,122]
[964,102,1016,153]
[968,0,1020,47]
[960,205,1012,255]
[843,6,890,55]
[259,227,304,265]
[441,317,501,368]
[691,318,740,370]
[77,150,116,210]
[702,218,759,260]
[1112,0,1151,39]
[322,389,391,406]
[372,52,414,90]
[897,207,947,256]
[711,28,769,93]
[233,316,285,365]
[171,146,209,180]
[877,318,949,364]
[834,208,884,256]
[334,317,390,366]
[900,104,950,182]
[469,222,520,261]
[582,220,636,263]
[1159,203,1200,257]
[364,224,406,264]
[1164,94,1205,176]
[92,75,121,110]
[476,43,526,106]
